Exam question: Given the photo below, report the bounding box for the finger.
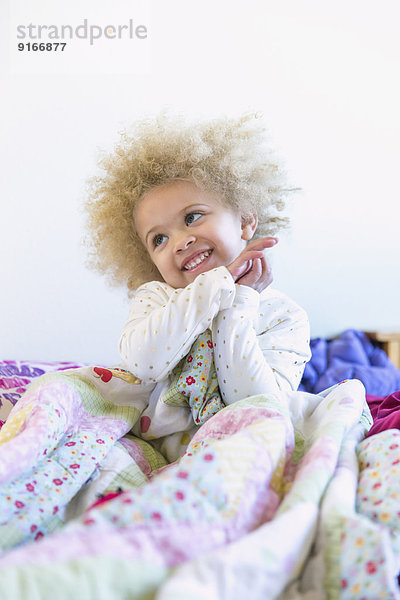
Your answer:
[241,250,265,262]
[260,255,273,285]
[228,251,264,280]
[237,257,262,286]
[251,257,263,281]
[260,254,271,274]
[228,259,252,281]
[246,237,278,252]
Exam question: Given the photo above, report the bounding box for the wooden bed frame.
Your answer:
[366,331,400,368]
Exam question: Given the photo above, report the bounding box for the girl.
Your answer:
[85,113,311,461]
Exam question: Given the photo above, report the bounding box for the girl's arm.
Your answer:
[211,286,311,404]
[119,266,235,382]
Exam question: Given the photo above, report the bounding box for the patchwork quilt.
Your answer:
[1,361,400,599]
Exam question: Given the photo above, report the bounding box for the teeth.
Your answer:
[184,250,211,271]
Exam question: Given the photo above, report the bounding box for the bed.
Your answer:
[0,329,400,599]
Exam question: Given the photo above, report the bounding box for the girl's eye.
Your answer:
[185,212,202,225]
[153,234,167,247]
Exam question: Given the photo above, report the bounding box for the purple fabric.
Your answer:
[299,329,400,397]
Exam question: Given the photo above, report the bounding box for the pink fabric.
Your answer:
[366,391,400,437]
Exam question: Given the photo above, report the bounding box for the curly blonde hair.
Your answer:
[84,112,293,293]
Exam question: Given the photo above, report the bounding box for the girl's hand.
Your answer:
[226,237,277,294]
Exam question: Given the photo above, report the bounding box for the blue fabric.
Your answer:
[299,330,400,396]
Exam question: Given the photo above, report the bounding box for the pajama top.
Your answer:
[119,266,311,461]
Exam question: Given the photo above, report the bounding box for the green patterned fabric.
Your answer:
[163,330,225,425]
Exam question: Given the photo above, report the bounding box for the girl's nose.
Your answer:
[175,232,196,252]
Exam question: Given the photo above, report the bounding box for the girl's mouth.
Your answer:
[182,249,213,272]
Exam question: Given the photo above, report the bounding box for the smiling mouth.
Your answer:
[182,250,213,271]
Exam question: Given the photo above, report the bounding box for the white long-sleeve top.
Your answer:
[119,266,311,461]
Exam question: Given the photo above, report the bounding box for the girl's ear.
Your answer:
[241,213,258,241]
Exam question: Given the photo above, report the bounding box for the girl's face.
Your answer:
[134,180,255,289]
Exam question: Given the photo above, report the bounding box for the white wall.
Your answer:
[1,0,399,364]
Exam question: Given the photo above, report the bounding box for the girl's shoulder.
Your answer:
[260,286,308,319]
